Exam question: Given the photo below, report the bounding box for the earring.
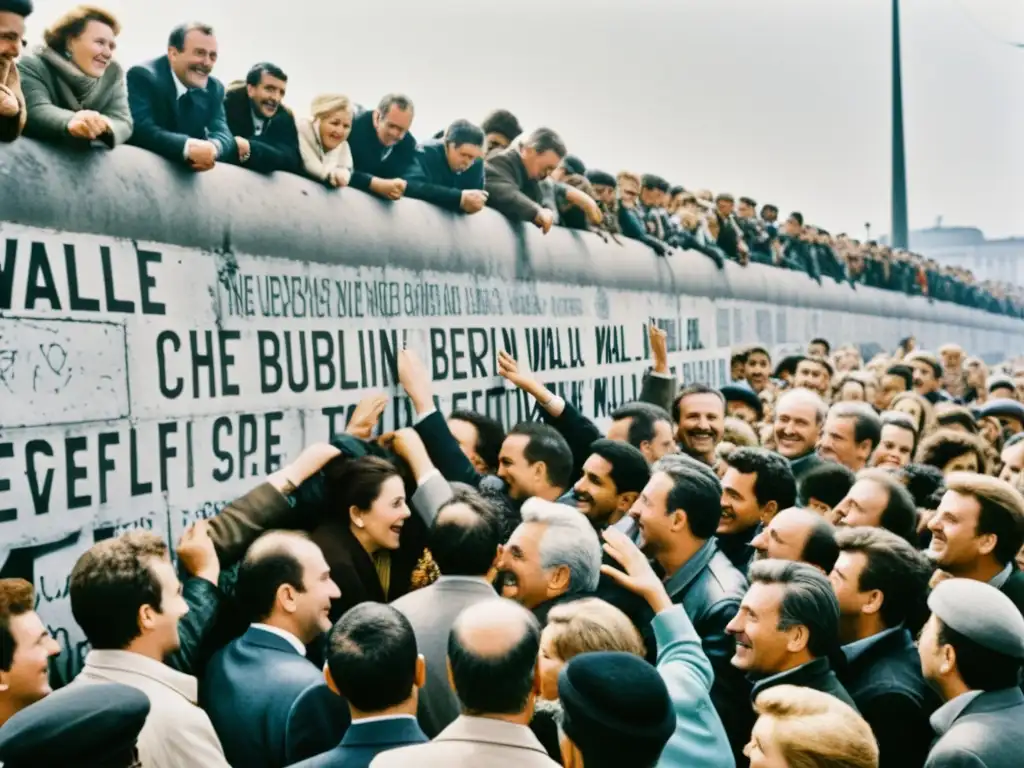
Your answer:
[355,518,365,529]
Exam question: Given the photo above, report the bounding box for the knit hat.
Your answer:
[558,652,676,766]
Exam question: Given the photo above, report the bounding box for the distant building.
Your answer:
[882,223,1024,285]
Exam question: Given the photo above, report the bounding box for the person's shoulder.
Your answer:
[127,56,165,79]
[15,49,47,76]
[205,76,227,99]
[369,741,432,766]
[704,550,749,601]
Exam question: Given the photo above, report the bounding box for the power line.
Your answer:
[949,0,1024,49]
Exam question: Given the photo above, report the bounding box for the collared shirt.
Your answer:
[250,623,306,656]
[437,575,493,588]
[841,625,903,665]
[989,563,1013,590]
[930,690,984,737]
[250,108,267,137]
[351,714,418,726]
[171,70,188,99]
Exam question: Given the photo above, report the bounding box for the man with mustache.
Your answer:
[671,384,726,467]
[772,388,826,481]
[927,473,1024,617]
[223,62,300,174]
[571,439,650,530]
[127,22,234,170]
[906,351,952,405]
[0,0,31,143]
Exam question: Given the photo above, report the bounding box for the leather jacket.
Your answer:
[664,537,751,763]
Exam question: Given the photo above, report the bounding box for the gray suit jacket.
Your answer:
[410,473,455,523]
[370,716,559,768]
[390,576,499,737]
[925,687,1024,768]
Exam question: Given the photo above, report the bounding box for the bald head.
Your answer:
[448,600,540,716]
[752,507,838,573]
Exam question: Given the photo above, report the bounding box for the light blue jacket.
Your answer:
[654,605,736,768]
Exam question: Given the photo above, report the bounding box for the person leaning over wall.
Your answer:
[297,93,354,188]
[17,4,132,148]
[0,0,32,142]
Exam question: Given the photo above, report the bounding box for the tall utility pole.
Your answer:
[891,0,909,249]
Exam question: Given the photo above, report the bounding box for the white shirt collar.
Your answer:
[352,714,418,726]
[438,575,493,587]
[250,623,306,656]
[171,70,189,99]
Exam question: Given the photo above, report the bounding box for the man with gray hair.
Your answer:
[485,126,567,234]
[773,387,828,481]
[496,498,602,623]
[818,401,882,473]
[404,118,488,214]
[726,559,854,716]
[349,93,417,201]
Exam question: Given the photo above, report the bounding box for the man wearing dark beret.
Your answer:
[721,384,764,425]
[919,579,1024,767]
[980,398,1024,436]
[0,0,32,142]
[638,173,672,241]
[0,682,149,767]
[584,169,623,237]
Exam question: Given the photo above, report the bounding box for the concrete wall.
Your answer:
[1,139,1021,680]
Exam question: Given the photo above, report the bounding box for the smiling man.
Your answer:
[126,22,235,169]
[497,498,602,623]
[203,531,347,768]
[750,508,838,574]
[223,62,300,174]
[817,402,882,473]
[927,473,1024,617]
[672,384,726,467]
[773,388,827,481]
[831,469,918,545]
[570,439,649,529]
[726,560,853,710]
[0,0,31,143]
[718,448,797,572]
[404,118,488,214]
[0,579,60,728]
[870,412,918,471]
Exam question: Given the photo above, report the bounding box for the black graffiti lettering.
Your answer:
[596,325,629,365]
[337,331,361,389]
[526,327,572,372]
[25,242,62,310]
[0,441,14,523]
[450,328,468,381]
[65,436,91,509]
[258,330,282,394]
[335,280,364,318]
[430,328,449,381]
[284,331,308,392]
[189,330,216,398]
[321,405,347,441]
[97,431,119,505]
[211,412,282,482]
[137,249,166,315]
[63,244,100,311]
[0,239,15,309]
[26,439,55,515]
[312,331,335,390]
[467,328,488,378]
[157,422,178,493]
[219,330,240,396]
[157,330,183,398]
[464,286,503,316]
[130,427,153,496]
[365,280,401,318]
[100,246,135,313]
[592,373,641,419]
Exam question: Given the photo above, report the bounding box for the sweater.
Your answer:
[17,46,132,147]
[296,116,353,185]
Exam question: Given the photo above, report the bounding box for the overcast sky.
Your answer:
[27,0,1023,240]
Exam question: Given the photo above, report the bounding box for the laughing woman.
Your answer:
[17,5,132,147]
[311,455,433,622]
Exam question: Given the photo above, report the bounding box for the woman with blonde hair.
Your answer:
[747,685,878,768]
[17,4,131,147]
[297,93,353,187]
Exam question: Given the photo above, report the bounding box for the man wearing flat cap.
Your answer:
[0,0,31,143]
[0,682,149,767]
[980,398,1024,437]
[919,578,1024,767]
[721,384,763,426]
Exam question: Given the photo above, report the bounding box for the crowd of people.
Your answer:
[1,4,1021,317]
[3,324,1024,767]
